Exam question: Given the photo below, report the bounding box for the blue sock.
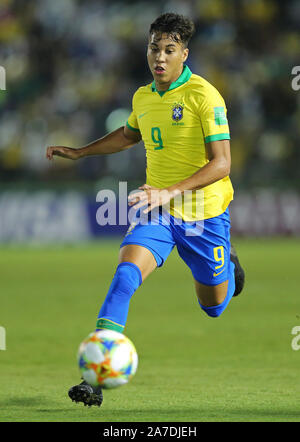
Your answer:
[199,260,235,318]
[96,262,142,333]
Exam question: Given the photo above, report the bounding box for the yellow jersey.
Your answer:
[126,65,233,221]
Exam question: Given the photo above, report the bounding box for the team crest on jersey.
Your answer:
[172,101,184,122]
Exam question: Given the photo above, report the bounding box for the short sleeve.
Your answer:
[199,89,230,143]
[126,93,140,133]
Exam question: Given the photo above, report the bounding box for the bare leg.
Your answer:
[118,244,157,281]
[194,279,228,307]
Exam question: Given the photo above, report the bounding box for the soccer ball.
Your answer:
[77,329,138,389]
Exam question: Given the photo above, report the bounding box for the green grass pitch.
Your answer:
[0,238,299,422]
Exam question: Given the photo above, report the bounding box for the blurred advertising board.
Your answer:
[0,189,299,243]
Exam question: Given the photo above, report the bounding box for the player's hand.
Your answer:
[128,184,179,214]
[46,146,81,161]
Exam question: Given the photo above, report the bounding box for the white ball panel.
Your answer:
[110,343,130,371]
[131,351,138,375]
[84,342,105,363]
[83,369,97,386]
[103,377,128,389]
[95,329,124,340]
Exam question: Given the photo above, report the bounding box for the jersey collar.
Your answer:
[151,64,192,96]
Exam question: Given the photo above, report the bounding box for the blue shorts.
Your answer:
[120,207,231,286]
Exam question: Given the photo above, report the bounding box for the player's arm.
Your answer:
[46,125,141,160]
[129,139,231,213]
[168,138,231,194]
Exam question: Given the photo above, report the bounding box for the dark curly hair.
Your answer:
[149,13,195,48]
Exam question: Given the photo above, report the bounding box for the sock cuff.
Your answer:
[96,318,124,333]
[198,290,231,318]
[198,296,227,311]
[116,262,143,286]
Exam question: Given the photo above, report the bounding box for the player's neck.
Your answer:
[154,65,184,92]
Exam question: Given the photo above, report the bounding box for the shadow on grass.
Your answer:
[36,405,300,421]
[0,396,47,407]
[1,397,300,422]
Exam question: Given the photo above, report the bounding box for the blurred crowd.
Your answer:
[0,0,299,190]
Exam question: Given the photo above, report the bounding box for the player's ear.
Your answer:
[182,47,189,63]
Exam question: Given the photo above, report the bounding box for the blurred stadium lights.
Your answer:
[105,108,131,133]
[0,66,6,90]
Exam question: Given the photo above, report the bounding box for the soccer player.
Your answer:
[46,13,245,408]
